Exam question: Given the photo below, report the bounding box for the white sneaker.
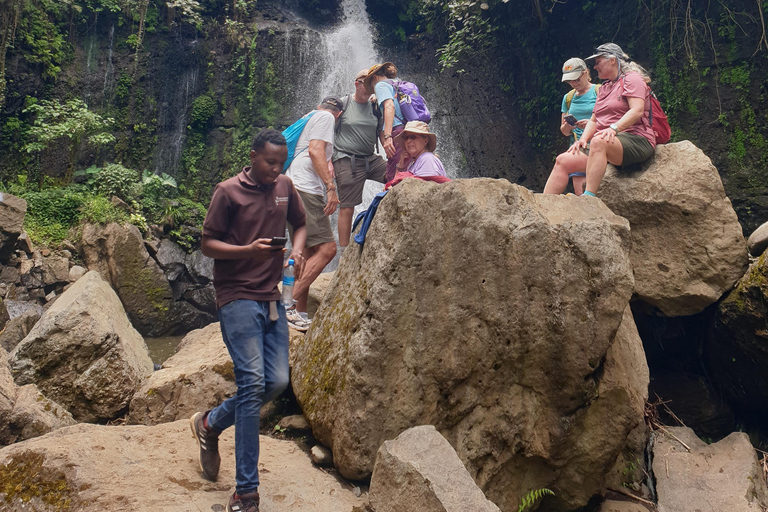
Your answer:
[286,306,310,332]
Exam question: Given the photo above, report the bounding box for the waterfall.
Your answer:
[154,66,198,175]
[282,0,464,271]
[102,25,115,108]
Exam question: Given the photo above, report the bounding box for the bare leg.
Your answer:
[571,175,586,196]
[584,136,624,195]
[543,151,588,194]
[338,207,354,247]
[293,241,336,313]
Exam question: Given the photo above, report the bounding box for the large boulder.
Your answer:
[706,253,768,423]
[80,223,215,336]
[292,179,643,511]
[127,322,236,425]
[0,420,364,511]
[598,141,748,316]
[9,271,154,422]
[369,425,502,512]
[0,348,75,445]
[747,220,768,257]
[0,192,26,262]
[652,427,768,512]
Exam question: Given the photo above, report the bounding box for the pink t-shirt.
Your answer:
[593,72,656,148]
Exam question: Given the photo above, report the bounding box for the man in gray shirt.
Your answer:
[333,68,388,253]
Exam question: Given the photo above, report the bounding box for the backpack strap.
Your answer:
[565,89,576,112]
[335,95,350,135]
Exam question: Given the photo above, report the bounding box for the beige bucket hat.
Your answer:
[395,121,437,153]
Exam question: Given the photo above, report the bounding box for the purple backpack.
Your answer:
[386,79,432,124]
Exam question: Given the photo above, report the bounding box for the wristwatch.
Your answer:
[383,134,392,140]
[609,123,619,134]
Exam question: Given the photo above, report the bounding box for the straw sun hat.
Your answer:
[395,121,437,153]
[363,62,398,94]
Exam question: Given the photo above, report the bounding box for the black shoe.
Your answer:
[227,491,260,512]
[190,411,221,481]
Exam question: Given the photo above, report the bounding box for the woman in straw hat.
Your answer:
[394,121,447,178]
[363,62,405,181]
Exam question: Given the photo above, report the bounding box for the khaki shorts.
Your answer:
[292,190,335,248]
[333,155,387,208]
[616,133,655,167]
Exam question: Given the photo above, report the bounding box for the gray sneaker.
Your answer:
[227,491,260,512]
[190,411,220,481]
[285,306,310,332]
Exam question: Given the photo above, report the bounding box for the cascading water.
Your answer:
[154,66,198,174]
[284,0,463,270]
[102,25,115,108]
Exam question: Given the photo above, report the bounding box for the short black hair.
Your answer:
[251,129,286,152]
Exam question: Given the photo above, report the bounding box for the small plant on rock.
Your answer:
[518,488,554,512]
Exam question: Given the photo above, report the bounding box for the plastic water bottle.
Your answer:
[281,259,295,307]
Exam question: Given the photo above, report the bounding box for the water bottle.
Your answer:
[281,259,295,307]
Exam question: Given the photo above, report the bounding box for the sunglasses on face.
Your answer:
[355,79,365,84]
[402,135,425,141]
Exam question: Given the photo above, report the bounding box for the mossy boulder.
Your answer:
[9,271,153,423]
[706,253,768,423]
[292,179,647,511]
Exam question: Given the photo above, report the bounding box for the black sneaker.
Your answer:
[227,491,260,512]
[190,411,221,481]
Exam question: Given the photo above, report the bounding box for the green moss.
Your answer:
[0,452,82,509]
[212,362,235,382]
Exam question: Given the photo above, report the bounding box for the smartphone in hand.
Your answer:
[269,237,287,246]
[564,114,578,126]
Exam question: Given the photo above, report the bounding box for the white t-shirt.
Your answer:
[286,110,335,196]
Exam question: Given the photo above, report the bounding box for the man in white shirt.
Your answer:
[285,96,343,330]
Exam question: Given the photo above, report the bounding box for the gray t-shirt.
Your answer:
[333,96,379,160]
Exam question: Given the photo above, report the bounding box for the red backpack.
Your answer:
[649,91,671,144]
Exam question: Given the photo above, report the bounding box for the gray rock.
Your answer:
[598,141,748,316]
[0,265,20,285]
[4,300,44,319]
[0,297,8,331]
[156,239,188,281]
[310,444,333,466]
[181,284,217,314]
[292,180,644,511]
[277,414,310,432]
[41,256,69,286]
[68,264,87,282]
[0,384,76,445]
[747,220,768,257]
[9,271,154,423]
[598,500,651,512]
[653,427,768,512]
[0,309,40,352]
[126,322,235,425]
[0,193,26,262]
[185,250,214,282]
[369,425,502,512]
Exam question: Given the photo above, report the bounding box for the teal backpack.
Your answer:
[281,111,317,172]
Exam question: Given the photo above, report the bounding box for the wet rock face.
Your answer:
[80,223,215,336]
[292,179,646,511]
[598,141,748,317]
[706,253,768,427]
[9,271,154,423]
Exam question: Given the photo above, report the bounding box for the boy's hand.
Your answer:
[248,238,286,261]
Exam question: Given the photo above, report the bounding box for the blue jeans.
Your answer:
[207,300,290,495]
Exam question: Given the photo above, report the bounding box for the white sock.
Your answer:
[339,245,346,256]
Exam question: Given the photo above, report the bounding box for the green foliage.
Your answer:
[190,95,216,127]
[518,488,554,512]
[79,195,129,225]
[23,187,87,226]
[17,2,67,80]
[96,163,140,200]
[22,98,115,154]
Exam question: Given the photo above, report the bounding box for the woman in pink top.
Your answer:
[543,43,656,197]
